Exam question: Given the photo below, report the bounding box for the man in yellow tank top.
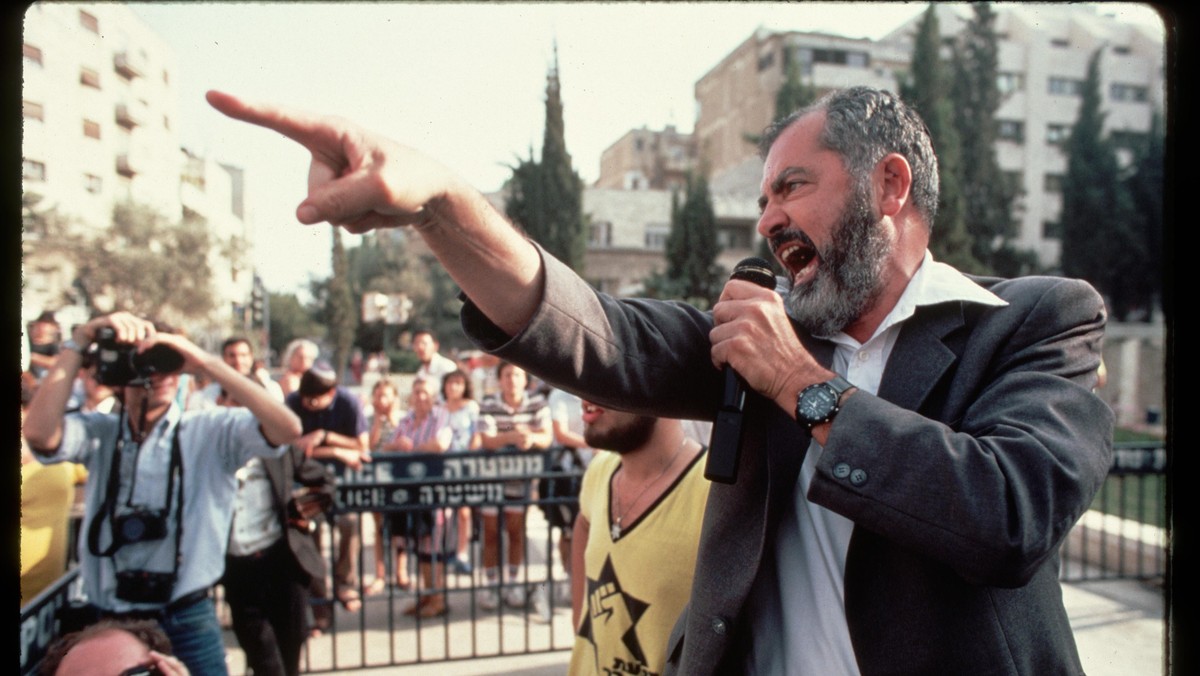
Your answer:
[570,401,710,676]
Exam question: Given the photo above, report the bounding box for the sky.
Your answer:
[128,2,1165,297]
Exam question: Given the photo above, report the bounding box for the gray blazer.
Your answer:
[464,250,1112,675]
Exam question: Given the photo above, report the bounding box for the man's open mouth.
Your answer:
[771,231,819,282]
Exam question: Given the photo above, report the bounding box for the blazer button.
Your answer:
[710,617,727,635]
[850,468,868,486]
[833,463,851,479]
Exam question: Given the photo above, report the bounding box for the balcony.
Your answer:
[115,102,143,129]
[113,51,145,79]
[115,153,140,177]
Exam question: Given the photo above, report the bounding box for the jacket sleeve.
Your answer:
[809,276,1114,587]
[462,244,723,422]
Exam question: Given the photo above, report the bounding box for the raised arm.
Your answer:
[206,90,543,337]
[23,312,153,452]
[154,333,303,446]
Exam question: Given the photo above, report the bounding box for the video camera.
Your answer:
[89,327,185,387]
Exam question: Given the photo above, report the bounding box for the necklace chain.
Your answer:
[611,436,688,540]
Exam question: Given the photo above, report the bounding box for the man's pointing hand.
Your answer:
[205,90,464,234]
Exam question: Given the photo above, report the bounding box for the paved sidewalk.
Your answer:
[221,507,1166,675]
[223,577,1164,675]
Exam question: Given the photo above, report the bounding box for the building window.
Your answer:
[997,72,1024,95]
[1042,220,1062,239]
[23,43,43,68]
[1113,46,1132,56]
[83,119,101,139]
[84,173,103,194]
[1110,83,1149,103]
[1043,173,1065,193]
[79,9,99,33]
[998,120,1025,143]
[23,100,44,121]
[1050,38,1070,48]
[1047,77,1082,96]
[164,114,171,130]
[1110,130,1148,150]
[23,159,47,181]
[645,225,670,250]
[757,51,775,72]
[1046,124,1071,145]
[80,67,101,89]
[717,226,752,251]
[589,221,613,248]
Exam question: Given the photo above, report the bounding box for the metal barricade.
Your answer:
[298,447,581,672]
[1060,441,1167,582]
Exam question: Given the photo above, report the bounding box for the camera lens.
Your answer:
[120,515,148,542]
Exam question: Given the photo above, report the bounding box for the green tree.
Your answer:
[505,45,587,272]
[325,227,357,378]
[70,203,216,323]
[266,290,324,361]
[900,4,984,273]
[662,172,722,307]
[1122,109,1165,321]
[952,2,1032,275]
[1061,48,1144,321]
[776,49,818,119]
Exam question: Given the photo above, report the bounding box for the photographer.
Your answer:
[23,312,303,676]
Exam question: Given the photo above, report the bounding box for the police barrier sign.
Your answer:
[325,449,549,511]
[20,569,79,674]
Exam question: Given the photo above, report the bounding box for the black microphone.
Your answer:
[705,256,776,484]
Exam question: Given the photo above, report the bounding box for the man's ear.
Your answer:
[875,153,912,218]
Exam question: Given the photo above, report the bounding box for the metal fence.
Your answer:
[20,442,1167,675]
[1059,441,1167,582]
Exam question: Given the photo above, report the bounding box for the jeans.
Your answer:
[159,595,229,676]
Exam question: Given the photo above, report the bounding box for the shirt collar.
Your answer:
[833,250,1008,346]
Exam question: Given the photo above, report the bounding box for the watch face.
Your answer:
[799,383,839,422]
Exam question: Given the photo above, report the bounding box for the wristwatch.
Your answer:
[795,375,855,429]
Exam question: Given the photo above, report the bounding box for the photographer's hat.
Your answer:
[299,362,338,397]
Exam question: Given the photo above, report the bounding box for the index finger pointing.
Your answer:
[206,90,331,149]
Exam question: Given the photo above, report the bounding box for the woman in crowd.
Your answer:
[383,378,452,617]
[442,369,481,574]
[278,339,319,398]
[366,379,403,594]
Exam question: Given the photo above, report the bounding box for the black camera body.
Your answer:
[91,327,185,387]
[115,569,176,605]
[113,508,169,546]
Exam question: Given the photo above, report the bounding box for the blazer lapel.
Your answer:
[877,302,967,413]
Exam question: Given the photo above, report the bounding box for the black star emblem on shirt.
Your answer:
[577,554,652,668]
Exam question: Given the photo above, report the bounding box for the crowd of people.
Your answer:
[20,317,617,673]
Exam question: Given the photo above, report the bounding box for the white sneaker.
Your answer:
[478,588,498,611]
[504,584,527,609]
[531,585,551,623]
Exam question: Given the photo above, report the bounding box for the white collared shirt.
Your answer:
[748,252,1006,675]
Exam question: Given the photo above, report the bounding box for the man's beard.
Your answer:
[775,183,891,337]
[584,414,658,454]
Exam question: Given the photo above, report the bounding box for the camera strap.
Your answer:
[88,412,184,560]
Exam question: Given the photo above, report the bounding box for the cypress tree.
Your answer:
[505,43,587,272]
[952,2,1028,275]
[665,172,722,307]
[900,4,983,273]
[1061,47,1142,320]
[326,226,357,379]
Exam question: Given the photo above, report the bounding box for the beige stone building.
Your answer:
[594,125,697,192]
[21,2,254,346]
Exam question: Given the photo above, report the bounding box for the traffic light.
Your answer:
[250,287,264,326]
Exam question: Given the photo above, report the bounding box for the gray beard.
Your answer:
[784,186,891,337]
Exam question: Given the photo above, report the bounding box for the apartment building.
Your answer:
[687,4,1164,269]
[21,3,252,342]
[880,4,1165,265]
[594,125,697,192]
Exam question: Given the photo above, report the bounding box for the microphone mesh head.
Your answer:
[730,257,775,289]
